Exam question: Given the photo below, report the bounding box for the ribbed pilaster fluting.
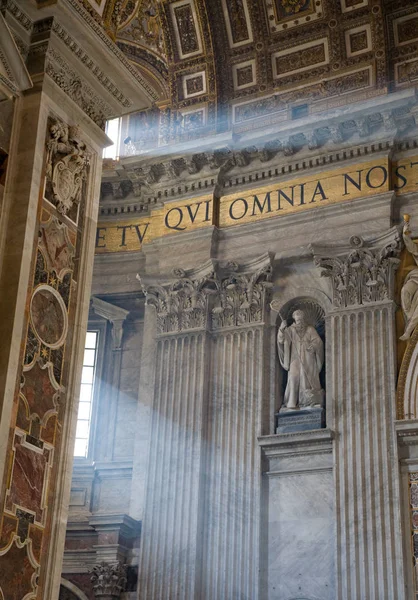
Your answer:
[138,332,208,600]
[201,327,263,600]
[331,303,406,600]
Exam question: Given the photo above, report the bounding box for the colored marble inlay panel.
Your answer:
[20,361,60,423]
[0,115,92,599]
[410,473,418,597]
[6,437,50,523]
[0,539,38,600]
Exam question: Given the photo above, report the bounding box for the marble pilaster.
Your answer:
[0,2,154,598]
[200,255,272,600]
[137,262,216,599]
[312,229,407,600]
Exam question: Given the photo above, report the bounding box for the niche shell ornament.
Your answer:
[30,285,68,349]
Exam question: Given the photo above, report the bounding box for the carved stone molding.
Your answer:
[311,228,402,308]
[90,561,127,599]
[45,117,90,218]
[45,49,111,129]
[211,256,273,330]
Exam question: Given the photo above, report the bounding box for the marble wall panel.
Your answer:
[266,470,335,600]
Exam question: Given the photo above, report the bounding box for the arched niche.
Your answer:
[59,578,89,600]
[271,294,326,420]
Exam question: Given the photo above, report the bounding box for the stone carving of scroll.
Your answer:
[312,230,401,308]
[91,561,127,599]
[211,260,272,329]
[45,118,89,217]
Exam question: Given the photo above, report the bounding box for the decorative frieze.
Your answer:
[312,229,402,308]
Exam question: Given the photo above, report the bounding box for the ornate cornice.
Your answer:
[311,228,402,308]
[45,49,111,129]
[51,22,132,109]
[99,89,418,214]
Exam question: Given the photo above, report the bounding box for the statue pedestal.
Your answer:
[275,407,325,434]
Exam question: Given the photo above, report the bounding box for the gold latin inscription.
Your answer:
[96,157,418,253]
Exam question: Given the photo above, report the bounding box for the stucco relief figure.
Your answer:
[401,215,418,340]
[277,309,324,409]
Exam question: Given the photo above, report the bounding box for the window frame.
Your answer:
[73,320,107,463]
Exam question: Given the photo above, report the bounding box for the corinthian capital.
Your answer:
[212,254,273,329]
[91,561,127,599]
[139,262,217,335]
[311,228,401,308]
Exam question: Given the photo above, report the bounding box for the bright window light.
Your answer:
[103,117,121,159]
[74,330,99,457]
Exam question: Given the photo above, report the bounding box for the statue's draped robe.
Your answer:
[277,324,324,409]
[401,233,418,340]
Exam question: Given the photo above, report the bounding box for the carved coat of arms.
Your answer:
[46,119,89,216]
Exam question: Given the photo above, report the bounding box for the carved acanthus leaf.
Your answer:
[91,561,127,598]
[143,275,216,334]
[311,231,401,308]
[211,263,273,329]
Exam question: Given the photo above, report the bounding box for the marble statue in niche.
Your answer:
[277,309,324,409]
[400,214,418,340]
